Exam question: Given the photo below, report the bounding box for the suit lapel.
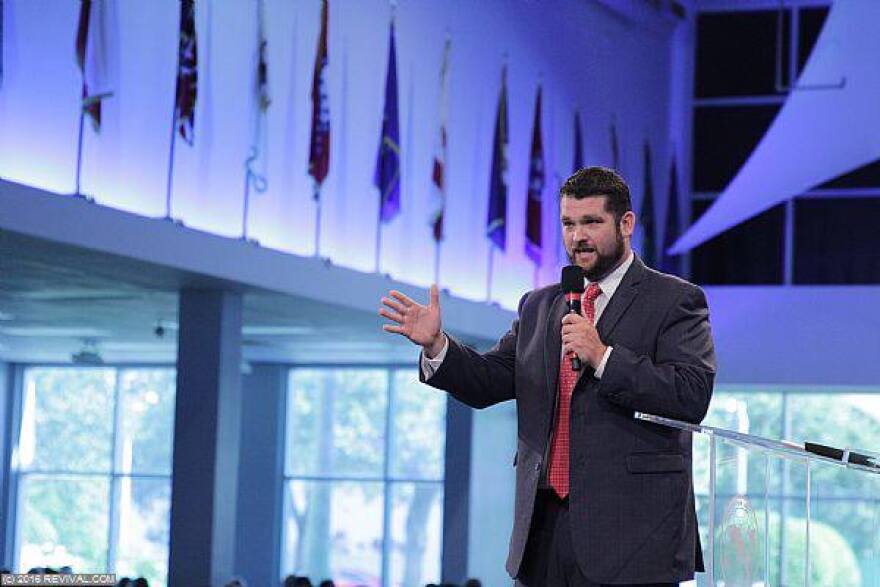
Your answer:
[596,254,646,341]
[544,288,566,405]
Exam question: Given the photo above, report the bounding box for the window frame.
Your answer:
[281,363,447,587]
[4,363,176,578]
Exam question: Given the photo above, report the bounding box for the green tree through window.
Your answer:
[694,387,880,586]
[282,368,446,587]
[15,367,175,586]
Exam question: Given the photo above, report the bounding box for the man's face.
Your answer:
[560,195,633,281]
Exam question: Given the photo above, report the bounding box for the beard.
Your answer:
[568,228,626,282]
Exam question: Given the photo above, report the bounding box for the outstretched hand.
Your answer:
[379,285,445,356]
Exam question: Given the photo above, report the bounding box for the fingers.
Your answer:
[561,322,590,335]
[382,324,406,335]
[561,342,580,357]
[381,296,407,314]
[389,290,415,307]
[429,284,440,309]
[561,313,587,325]
[379,307,404,324]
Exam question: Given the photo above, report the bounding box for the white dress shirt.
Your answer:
[421,251,635,380]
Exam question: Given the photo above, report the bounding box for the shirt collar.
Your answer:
[584,251,634,300]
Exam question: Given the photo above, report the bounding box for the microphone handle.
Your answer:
[567,299,582,371]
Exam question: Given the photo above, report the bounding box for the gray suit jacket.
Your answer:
[422,256,716,584]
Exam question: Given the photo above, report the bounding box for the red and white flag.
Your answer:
[174,0,198,145]
[308,0,330,195]
[429,36,451,242]
[75,0,112,132]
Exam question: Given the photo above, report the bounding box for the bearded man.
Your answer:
[380,166,716,586]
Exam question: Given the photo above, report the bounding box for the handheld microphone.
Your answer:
[561,265,585,371]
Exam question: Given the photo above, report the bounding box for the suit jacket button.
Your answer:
[534,463,541,472]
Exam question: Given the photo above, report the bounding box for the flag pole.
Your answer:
[434,241,441,287]
[164,109,178,220]
[314,184,322,257]
[375,216,383,273]
[74,108,86,197]
[241,167,252,240]
[486,246,495,301]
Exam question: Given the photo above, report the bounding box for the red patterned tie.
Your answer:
[549,282,602,499]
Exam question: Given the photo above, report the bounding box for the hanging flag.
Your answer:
[525,86,545,265]
[573,110,584,172]
[245,0,270,193]
[486,65,509,251]
[610,120,620,171]
[641,141,656,267]
[308,0,330,193]
[75,0,112,132]
[429,36,451,242]
[375,21,401,223]
[660,154,683,276]
[174,0,197,145]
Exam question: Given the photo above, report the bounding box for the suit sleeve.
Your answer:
[418,293,527,409]
[597,285,716,424]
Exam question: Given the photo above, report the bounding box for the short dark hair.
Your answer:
[560,166,632,224]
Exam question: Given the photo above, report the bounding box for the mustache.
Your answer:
[573,242,596,253]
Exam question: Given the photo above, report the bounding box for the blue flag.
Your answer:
[375,22,400,223]
[525,86,545,265]
[487,66,509,250]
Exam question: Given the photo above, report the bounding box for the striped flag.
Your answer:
[375,21,401,223]
[173,0,197,145]
[660,154,683,276]
[429,37,451,242]
[641,141,656,267]
[486,65,509,251]
[308,0,330,193]
[525,86,544,265]
[246,0,270,194]
[75,0,112,132]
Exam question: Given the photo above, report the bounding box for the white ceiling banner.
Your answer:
[670,0,880,254]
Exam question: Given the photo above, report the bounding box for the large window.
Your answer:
[281,368,446,587]
[693,386,880,586]
[689,4,880,285]
[13,367,176,585]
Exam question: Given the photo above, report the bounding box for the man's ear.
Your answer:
[619,210,636,238]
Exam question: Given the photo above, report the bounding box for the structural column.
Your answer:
[441,397,472,583]
[168,289,243,586]
[234,364,287,585]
